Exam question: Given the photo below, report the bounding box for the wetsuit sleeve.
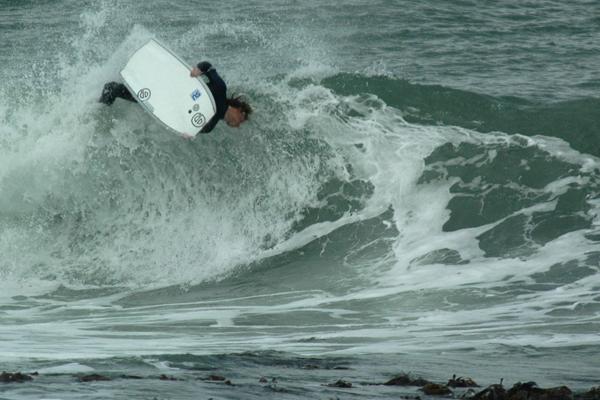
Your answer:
[197,61,213,73]
[199,115,219,133]
[196,61,228,134]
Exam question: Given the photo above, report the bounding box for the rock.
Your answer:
[303,364,320,369]
[460,388,478,399]
[327,379,352,388]
[121,374,143,379]
[201,375,232,385]
[206,375,226,381]
[538,386,572,400]
[384,374,412,385]
[259,377,268,383]
[448,374,479,388]
[384,373,432,386]
[421,383,453,396]
[413,378,433,386]
[507,382,573,400]
[577,387,600,400]
[507,381,538,399]
[158,374,178,381]
[0,372,33,383]
[473,382,506,400]
[79,374,111,382]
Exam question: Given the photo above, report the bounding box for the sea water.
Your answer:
[1,1,599,399]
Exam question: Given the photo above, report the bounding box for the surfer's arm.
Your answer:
[190,61,213,78]
[197,61,213,73]
[199,116,219,134]
[192,61,227,134]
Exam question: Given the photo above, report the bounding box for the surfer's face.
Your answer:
[225,106,247,128]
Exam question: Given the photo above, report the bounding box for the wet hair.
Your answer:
[226,95,253,120]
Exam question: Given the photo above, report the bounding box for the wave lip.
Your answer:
[323,73,600,157]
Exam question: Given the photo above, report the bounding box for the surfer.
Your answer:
[189,61,252,133]
[99,61,252,135]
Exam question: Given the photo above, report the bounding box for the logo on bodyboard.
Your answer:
[191,112,206,127]
[191,89,202,101]
[137,88,151,101]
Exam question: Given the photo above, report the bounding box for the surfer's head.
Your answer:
[225,96,252,128]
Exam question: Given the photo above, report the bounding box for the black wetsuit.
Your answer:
[99,61,227,134]
[195,61,227,133]
[99,82,137,104]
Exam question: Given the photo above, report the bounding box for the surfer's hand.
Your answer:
[190,67,203,77]
[181,133,194,140]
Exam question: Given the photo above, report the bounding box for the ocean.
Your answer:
[1,0,599,398]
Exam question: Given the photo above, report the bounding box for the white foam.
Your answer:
[1,2,599,366]
[37,363,95,374]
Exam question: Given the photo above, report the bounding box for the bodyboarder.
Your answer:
[99,61,252,135]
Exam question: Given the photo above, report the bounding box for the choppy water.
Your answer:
[1,1,599,398]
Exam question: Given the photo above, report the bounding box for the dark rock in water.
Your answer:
[448,374,479,387]
[303,364,320,369]
[158,374,179,381]
[259,377,268,383]
[472,381,506,400]
[0,372,33,383]
[508,381,538,393]
[79,374,111,382]
[384,373,432,386]
[460,388,478,399]
[303,363,349,370]
[506,382,573,400]
[200,375,232,385]
[421,383,453,396]
[120,374,143,380]
[206,375,226,381]
[539,387,573,400]
[413,378,433,386]
[384,374,412,386]
[327,379,353,388]
[577,387,600,400]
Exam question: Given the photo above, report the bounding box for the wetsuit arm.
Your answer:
[199,115,219,133]
[197,61,213,73]
[195,61,228,134]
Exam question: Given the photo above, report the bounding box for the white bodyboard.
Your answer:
[120,39,216,137]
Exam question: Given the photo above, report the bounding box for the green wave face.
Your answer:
[323,74,600,157]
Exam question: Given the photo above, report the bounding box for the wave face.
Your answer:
[1,1,599,397]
